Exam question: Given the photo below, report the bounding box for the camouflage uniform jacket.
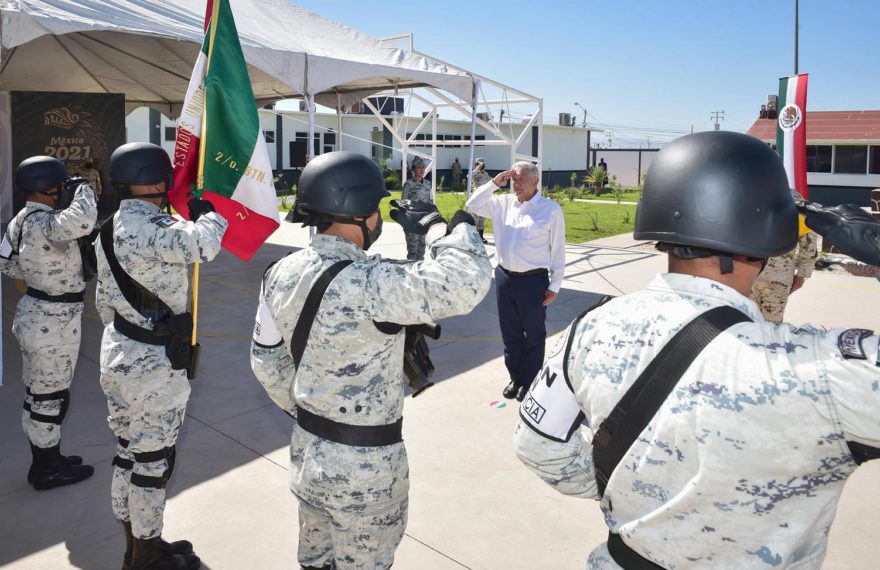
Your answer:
[514,272,880,569]
[251,224,492,424]
[401,177,432,203]
[470,170,491,190]
[0,183,97,289]
[95,199,227,377]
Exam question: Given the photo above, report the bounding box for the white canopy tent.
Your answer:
[0,0,477,115]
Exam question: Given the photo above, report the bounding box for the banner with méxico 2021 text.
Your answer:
[10,91,124,218]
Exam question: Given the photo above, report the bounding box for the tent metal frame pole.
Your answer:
[336,92,343,151]
[431,106,437,198]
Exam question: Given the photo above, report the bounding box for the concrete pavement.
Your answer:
[1,221,879,569]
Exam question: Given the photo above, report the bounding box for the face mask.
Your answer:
[362,212,383,250]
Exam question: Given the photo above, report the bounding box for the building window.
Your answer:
[834,145,868,174]
[263,130,275,143]
[870,146,880,175]
[806,145,832,173]
[164,127,177,141]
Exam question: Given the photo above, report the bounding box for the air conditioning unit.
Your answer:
[476,112,492,122]
[559,112,573,126]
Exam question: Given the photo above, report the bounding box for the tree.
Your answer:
[584,165,607,195]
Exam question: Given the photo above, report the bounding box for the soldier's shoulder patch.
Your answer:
[150,215,177,228]
[838,328,873,360]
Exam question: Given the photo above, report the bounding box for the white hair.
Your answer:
[511,161,539,178]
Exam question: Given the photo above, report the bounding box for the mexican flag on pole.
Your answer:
[775,74,809,200]
[170,0,279,261]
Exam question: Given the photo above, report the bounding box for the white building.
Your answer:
[126,106,593,189]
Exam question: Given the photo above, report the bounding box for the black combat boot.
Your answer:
[131,536,200,570]
[301,565,333,570]
[27,443,83,484]
[28,444,94,490]
[122,521,135,570]
[124,525,195,570]
[478,229,488,244]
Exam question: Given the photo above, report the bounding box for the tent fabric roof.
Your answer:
[0,0,475,116]
[747,110,880,143]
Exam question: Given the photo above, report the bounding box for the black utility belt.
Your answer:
[26,287,85,303]
[607,533,665,570]
[113,311,194,372]
[498,266,548,278]
[295,405,403,447]
[114,312,167,345]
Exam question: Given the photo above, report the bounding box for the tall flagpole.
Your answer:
[794,0,799,74]
[192,0,221,348]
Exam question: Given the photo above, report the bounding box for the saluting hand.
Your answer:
[493,169,515,187]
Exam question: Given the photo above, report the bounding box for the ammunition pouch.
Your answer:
[113,311,193,371]
[374,321,441,397]
[78,229,99,282]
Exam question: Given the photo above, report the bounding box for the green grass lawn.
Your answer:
[378,191,637,244]
[279,190,636,243]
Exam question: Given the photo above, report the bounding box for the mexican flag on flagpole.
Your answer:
[775,73,809,200]
[170,0,279,261]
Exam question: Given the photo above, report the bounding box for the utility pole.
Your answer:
[711,111,725,131]
[574,102,590,169]
[606,130,614,148]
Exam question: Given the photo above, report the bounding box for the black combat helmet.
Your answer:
[109,142,172,187]
[634,131,798,259]
[15,156,68,194]
[294,151,389,221]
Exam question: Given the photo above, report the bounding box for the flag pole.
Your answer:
[192,0,221,347]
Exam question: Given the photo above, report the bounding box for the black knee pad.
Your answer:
[24,388,70,425]
[112,437,134,470]
[130,445,176,489]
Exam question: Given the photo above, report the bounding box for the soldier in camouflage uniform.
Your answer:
[0,156,97,490]
[514,132,880,569]
[751,190,818,323]
[469,158,491,243]
[96,143,226,570]
[250,151,491,570]
[400,156,433,260]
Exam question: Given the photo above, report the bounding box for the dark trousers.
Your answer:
[494,266,549,389]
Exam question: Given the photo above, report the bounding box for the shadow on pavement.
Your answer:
[0,239,606,568]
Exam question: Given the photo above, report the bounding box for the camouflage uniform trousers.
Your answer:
[751,280,791,324]
[12,295,82,449]
[474,215,486,232]
[404,232,426,261]
[101,354,190,540]
[291,425,409,570]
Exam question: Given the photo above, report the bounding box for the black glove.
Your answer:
[389,199,445,235]
[798,202,880,266]
[446,210,476,235]
[188,198,216,222]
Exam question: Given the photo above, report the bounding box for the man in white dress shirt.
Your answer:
[466,161,565,401]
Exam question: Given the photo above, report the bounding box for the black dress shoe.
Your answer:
[30,459,95,491]
[516,385,529,402]
[502,380,518,400]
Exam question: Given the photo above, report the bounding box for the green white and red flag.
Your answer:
[775,73,809,199]
[170,0,279,261]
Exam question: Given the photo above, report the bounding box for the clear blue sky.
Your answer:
[293,0,879,147]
